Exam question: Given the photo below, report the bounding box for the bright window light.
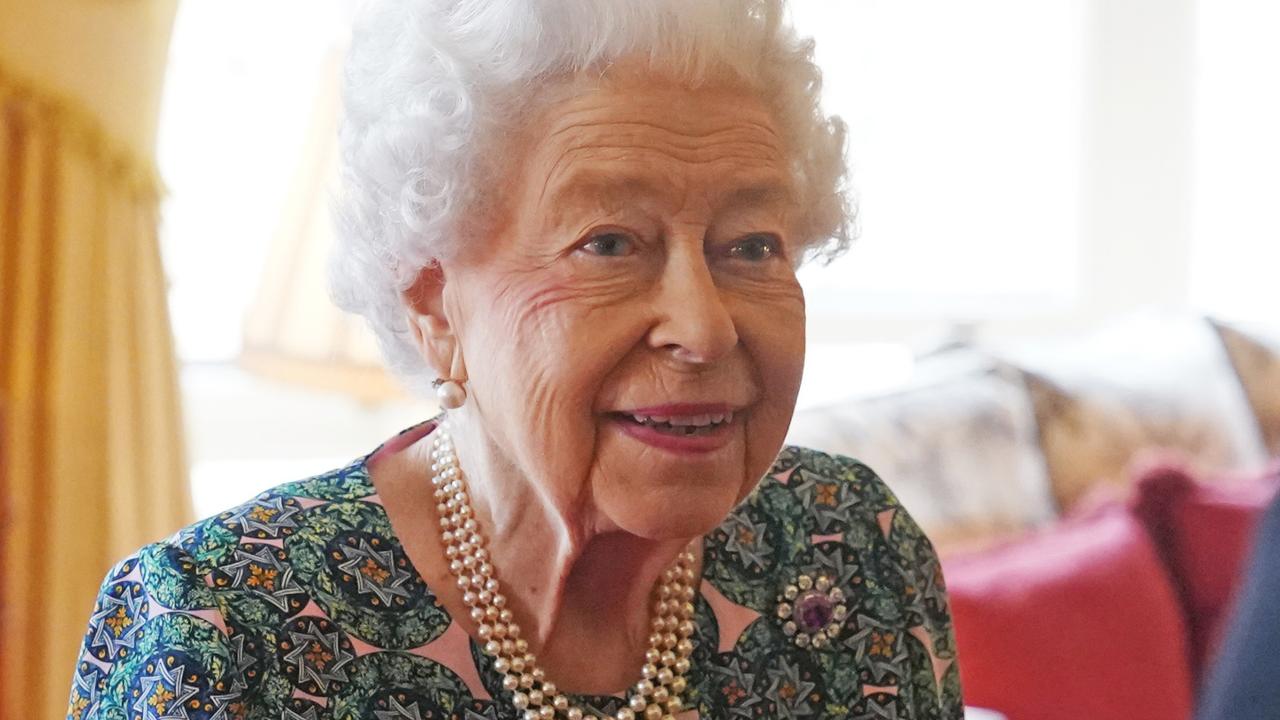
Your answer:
[789,0,1085,313]
[1190,0,1280,326]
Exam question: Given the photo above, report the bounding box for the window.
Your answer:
[789,0,1085,317]
[1190,0,1280,326]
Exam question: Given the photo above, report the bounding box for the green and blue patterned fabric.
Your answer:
[67,421,963,719]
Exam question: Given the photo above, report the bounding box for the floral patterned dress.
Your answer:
[67,419,963,720]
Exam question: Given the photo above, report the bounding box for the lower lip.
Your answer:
[610,415,737,455]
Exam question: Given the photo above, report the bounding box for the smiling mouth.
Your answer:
[612,411,736,437]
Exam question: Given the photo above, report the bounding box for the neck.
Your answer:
[439,411,695,693]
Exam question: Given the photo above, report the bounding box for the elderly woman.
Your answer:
[67,1,961,718]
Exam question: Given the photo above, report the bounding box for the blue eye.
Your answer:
[728,234,781,262]
[581,232,635,257]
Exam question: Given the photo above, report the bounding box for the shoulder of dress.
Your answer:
[764,444,905,512]
[702,444,939,608]
[154,456,376,576]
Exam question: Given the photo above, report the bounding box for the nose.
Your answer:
[647,245,739,365]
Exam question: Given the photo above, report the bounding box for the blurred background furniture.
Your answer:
[789,311,1280,719]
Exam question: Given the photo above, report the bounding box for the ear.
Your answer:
[402,263,467,382]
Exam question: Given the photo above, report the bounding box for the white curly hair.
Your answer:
[331,0,853,396]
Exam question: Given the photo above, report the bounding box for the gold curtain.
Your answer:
[0,1,189,718]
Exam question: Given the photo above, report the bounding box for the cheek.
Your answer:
[734,284,806,476]
[733,277,806,389]
[487,274,651,403]
[456,269,654,483]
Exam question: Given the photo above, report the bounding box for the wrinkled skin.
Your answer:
[399,65,807,692]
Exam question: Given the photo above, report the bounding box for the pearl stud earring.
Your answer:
[432,377,467,409]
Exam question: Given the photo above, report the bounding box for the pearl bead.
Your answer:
[616,709,635,720]
[512,692,530,709]
[629,695,647,712]
[435,379,466,409]
[644,706,662,720]
[567,709,583,720]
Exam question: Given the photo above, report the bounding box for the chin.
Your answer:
[596,481,744,542]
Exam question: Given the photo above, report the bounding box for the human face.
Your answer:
[442,71,806,541]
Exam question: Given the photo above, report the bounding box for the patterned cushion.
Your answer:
[1212,320,1280,456]
[998,313,1268,511]
[787,351,1056,550]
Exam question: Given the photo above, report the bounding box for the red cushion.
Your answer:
[1128,455,1280,676]
[945,506,1194,720]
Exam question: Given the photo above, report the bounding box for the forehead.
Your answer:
[520,79,795,213]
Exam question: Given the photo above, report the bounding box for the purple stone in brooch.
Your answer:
[776,574,849,649]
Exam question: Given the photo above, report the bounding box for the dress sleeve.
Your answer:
[817,450,966,718]
[884,497,966,719]
[66,540,244,720]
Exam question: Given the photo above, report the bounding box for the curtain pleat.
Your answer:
[0,66,191,720]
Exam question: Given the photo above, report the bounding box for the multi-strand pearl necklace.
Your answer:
[429,427,698,720]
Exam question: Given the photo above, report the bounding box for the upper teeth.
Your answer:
[629,412,733,427]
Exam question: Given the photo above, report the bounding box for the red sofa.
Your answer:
[944,456,1280,720]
